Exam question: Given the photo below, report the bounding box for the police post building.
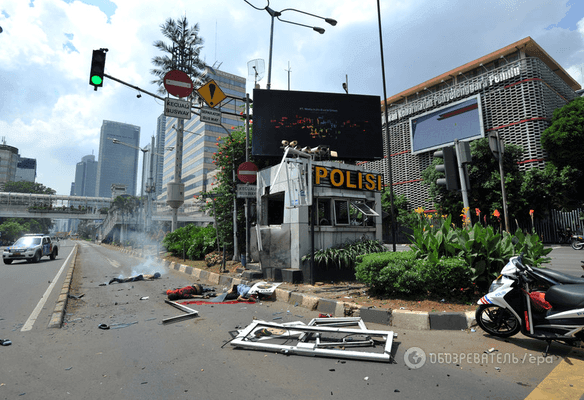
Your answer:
[367,37,581,209]
[250,89,385,283]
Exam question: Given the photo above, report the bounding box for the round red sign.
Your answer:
[237,162,258,183]
[163,70,193,98]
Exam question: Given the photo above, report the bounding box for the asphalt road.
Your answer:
[0,241,583,399]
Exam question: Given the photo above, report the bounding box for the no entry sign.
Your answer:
[237,162,258,183]
[163,70,193,98]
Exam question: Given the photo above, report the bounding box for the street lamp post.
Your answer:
[244,1,337,90]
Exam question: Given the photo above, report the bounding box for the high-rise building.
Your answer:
[0,143,19,185]
[96,120,140,197]
[155,114,166,199]
[73,155,98,197]
[15,156,36,183]
[159,68,246,201]
[366,37,581,210]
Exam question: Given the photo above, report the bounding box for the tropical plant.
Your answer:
[150,16,206,96]
[407,207,552,290]
[301,238,387,270]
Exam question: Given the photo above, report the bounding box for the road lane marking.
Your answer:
[105,257,121,268]
[525,356,584,399]
[21,249,75,332]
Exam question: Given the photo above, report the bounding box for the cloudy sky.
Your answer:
[1,0,583,195]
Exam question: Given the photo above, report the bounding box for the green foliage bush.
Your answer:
[355,251,471,299]
[162,224,217,260]
[355,208,552,300]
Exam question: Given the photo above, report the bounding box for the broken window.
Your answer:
[266,193,285,226]
[349,201,379,226]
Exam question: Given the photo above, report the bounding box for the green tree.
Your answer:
[422,137,525,224]
[4,181,56,195]
[540,97,584,208]
[150,16,206,95]
[205,125,268,253]
[381,190,417,227]
[0,220,26,242]
[520,164,582,213]
[541,97,584,170]
[1,181,55,233]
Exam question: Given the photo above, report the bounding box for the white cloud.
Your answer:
[0,0,583,195]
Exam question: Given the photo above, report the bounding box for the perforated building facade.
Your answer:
[366,37,581,209]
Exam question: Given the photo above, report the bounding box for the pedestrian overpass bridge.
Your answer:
[0,192,213,223]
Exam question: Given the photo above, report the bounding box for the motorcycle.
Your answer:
[476,254,584,354]
[557,227,573,244]
[571,233,584,250]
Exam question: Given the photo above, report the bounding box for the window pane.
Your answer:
[335,200,349,225]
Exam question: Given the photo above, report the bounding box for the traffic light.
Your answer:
[434,146,460,191]
[89,49,107,90]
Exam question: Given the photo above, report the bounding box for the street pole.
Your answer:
[497,132,510,233]
[377,0,397,251]
[168,117,185,232]
[454,139,471,223]
[266,8,278,90]
[147,135,155,233]
[245,93,251,265]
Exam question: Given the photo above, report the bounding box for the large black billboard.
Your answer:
[252,89,383,160]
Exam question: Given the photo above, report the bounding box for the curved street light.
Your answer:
[244,1,337,89]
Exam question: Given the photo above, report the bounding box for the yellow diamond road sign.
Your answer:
[196,80,226,108]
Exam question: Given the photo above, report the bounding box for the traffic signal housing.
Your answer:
[434,146,460,191]
[89,49,107,90]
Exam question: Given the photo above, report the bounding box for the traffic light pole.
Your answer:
[102,73,247,119]
[454,139,471,222]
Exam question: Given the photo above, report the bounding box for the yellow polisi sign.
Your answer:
[314,166,383,192]
[196,79,227,108]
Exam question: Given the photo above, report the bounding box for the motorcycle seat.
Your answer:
[532,268,584,284]
[545,284,584,310]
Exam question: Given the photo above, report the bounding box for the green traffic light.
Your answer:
[91,75,103,85]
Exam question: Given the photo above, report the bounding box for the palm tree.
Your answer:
[150,16,207,96]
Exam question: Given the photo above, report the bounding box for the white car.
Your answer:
[3,234,59,264]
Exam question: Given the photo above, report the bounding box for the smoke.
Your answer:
[131,258,166,277]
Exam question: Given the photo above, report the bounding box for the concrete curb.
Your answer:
[48,244,79,328]
[100,245,476,331]
[161,258,476,331]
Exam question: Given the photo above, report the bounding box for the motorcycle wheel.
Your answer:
[475,304,520,338]
[571,239,584,250]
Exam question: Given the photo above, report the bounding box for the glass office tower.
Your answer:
[96,120,141,197]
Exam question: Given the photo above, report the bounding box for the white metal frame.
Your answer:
[230,318,397,363]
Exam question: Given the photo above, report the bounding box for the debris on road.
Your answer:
[230,317,397,362]
[162,300,198,324]
[108,272,161,285]
[98,324,110,330]
[0,339,12,346]
[68,293,85,300]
